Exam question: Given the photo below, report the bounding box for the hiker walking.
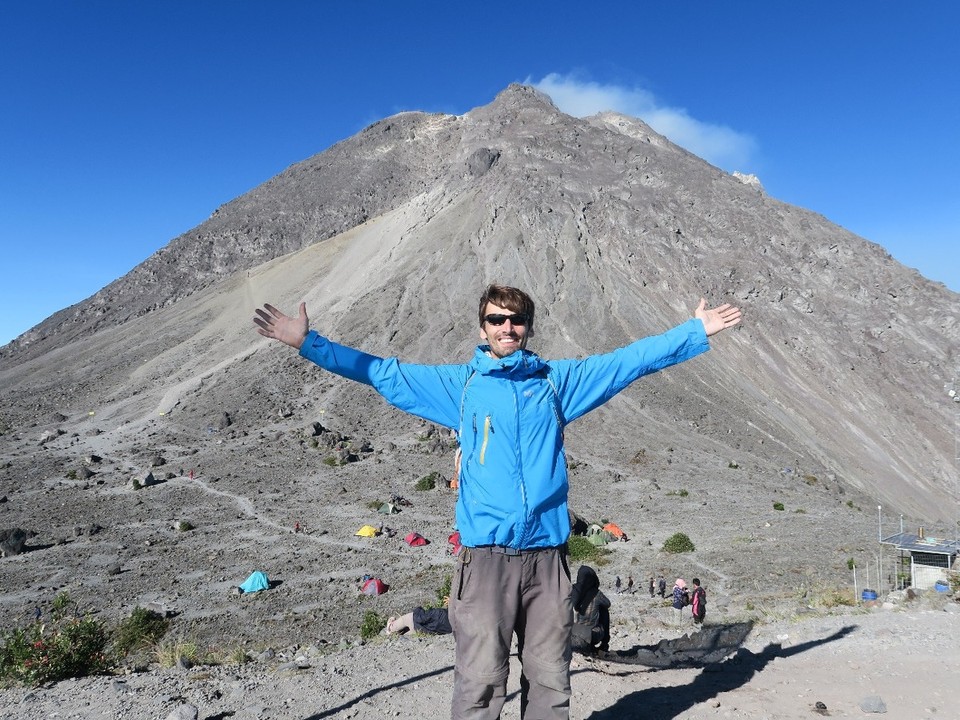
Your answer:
[648,576,655,598]
[254,284,741,720]
[691,577,707,625]
[657,574,667,598]
[627,576,634,594]
[615,575,622,594]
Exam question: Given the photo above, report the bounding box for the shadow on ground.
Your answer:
[585,624,858,720]
[294,622,857,720]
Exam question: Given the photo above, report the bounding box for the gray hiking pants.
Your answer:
[449,545,573,720]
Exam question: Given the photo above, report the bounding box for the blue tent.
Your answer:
[239,570,270,594]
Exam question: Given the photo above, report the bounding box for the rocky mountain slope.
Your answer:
[0,84,957,655]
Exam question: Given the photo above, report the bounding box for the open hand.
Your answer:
[695,298,742,337]
[254,302,309,349]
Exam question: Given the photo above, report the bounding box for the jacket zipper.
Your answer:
[479,416,492,465]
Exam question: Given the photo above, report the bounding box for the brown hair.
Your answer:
[478,285,535,330]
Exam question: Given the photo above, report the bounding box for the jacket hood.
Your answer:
[470,346,547,376]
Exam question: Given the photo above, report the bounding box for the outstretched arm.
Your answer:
[253,302,309,349]
[694,298,741,337]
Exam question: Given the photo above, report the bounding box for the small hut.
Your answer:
[881,530,960,590]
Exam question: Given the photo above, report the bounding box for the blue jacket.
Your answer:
[299,318,709,549]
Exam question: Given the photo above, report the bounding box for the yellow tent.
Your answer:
[355,525,380,538]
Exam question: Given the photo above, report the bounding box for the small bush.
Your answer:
[155,639,202,668]
[662,532,695,554]
[227,647,251,665]
[360,611,386,640]
[667,489,689,497]
[112,607,169,657]
[322,456,338,467]
[434,574,452,607]
[415,472,438,491]
[176,520,194,532]
[847,557,856,570]
[0,610,111,686]
[728,461,739,469]
[809,587,856,608]
[773,502,785,511]
[567,536,611,565]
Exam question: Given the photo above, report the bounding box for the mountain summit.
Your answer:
[4,83,955,518]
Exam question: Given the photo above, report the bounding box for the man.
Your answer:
[691,577,707,625]
[254,284,741,719]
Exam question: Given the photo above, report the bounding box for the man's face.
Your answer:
[480,302,531,359]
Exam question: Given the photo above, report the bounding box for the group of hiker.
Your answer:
[254,283,740,720]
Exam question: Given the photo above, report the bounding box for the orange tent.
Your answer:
[602,522,628,541]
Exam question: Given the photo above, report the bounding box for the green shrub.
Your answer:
[176,520,194,532]
[0,616,111,686]
[728,461,739,469]
[322,456,338,467]
[567,536,611,564]
[662,532,695,553]
[667,489,689,497]
[847,557,856,570]
[112,607,169,657]
[415,472,438,491]
[360,611,386,640]
[436,574,452,606]
[773,502,785,511]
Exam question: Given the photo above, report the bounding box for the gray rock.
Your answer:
[165,704,198,720]
[859,695,887,713]
[0,528,33,556]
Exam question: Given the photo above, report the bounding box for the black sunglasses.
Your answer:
[483,313,529,326]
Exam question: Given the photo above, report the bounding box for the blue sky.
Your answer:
[2,1,958,347]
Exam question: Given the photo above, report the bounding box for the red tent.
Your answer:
[361,577,389,595]
[404,532,429,547]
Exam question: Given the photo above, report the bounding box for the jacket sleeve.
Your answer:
[550,318,710,423]
[298,331,464,428]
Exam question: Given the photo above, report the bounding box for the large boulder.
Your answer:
[0,528,35,557]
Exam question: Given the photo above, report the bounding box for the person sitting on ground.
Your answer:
[570,565,610,654]
[387,605,452,636]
